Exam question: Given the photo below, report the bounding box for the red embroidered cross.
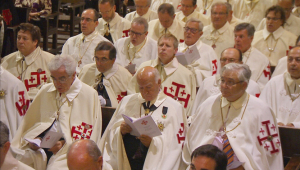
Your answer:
[189,49,193,54]
[24,71,47,91]
[212,59,218,75]
[29,77,35,83]
[276,139,281,146]
[77,125,82,130]
[117,91,127,103]
[271,124,276,131]
[41,75,47,82]
[263,65,271,80]
[169,87,174,92]
[264,143,270,151]
[164,82,191,108]
[257,120,279,154]
[176,123,185,147]
[2,9,12,26]
[71,122,93,140]
[15,91,30,116]
[122,29,130,37]
[259,128,265,135]
[181,90,186,96]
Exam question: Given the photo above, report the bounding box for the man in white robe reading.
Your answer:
[78,41,132,107]
[100,66,187,170]
[11,55,102,170]
[125,0,158,22]
[182,63,283,170]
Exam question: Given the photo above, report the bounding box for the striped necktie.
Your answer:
[223,135,234,165]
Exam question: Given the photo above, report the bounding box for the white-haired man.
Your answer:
[183,63,283,170]
[11,55,102,170]
[125,0,158,22]
[196,0,226,17]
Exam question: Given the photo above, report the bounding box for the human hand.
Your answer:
[48,140,65,155]
[137,134,152,148]
[120,122,132,135]
[29,138,41,151]
[286,123,294,127]
[277,122,285,126]
[98,95,106,106]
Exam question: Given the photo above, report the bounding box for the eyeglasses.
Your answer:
[136,5,149,8]
[266,17,280,21]
[288,57,300,63]
[94,56,111,63]
[211,12,227,16]
[181,4,194,8]
[184,27,200,34]
[99,7,113,15]
[51,76,71,84]
[129,30,146,37]
[220,58,238,63]
[80,17,96,22]
[219,79,244,87]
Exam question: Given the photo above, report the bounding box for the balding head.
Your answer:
[220,48,243,68]
[67,139,102,170]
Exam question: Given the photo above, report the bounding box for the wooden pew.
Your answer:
[101,107,116,136]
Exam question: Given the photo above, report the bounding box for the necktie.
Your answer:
[223,135,234,165]
[104,23,113,43]
[142,101,157,115]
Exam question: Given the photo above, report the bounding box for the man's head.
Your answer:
[81,9,99,36]
[67,139,103,170]
[99,0,116,22]
[220,47,243,68]
[94,41,116,73]
[137,66,161,101]
[157,3,175,29]
[287,46,300,79]
[17,23,41,56]
[234,23,255,53]
[130,17,148,46]
[211,2,229,30]
[181,0,197,17]
[134,0,151,16]
[220,63,251,102]
[277,0,294,19]
[48,55,77,94]
[190,144,227,170]
[157,34,178,65]
[225,2,233,23]
[184,18,203,46]
[265,5,286,33]
[0,121,10,168]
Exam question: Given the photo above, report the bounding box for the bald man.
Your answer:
[100,66,187,170]
[67,139,103,170]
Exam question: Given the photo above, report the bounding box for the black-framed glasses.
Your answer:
[184,27,200,34]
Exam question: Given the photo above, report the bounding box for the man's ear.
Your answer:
[97,156,103,169]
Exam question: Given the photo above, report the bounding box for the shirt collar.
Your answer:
[158,19,177,35]
[211,22,230,34]
[154,57,178,75]
[16,46,41,65]
[95,62,118,79]
[81,30,99,41]
[263,26,284,40]
[137,90,167,107]
[285,72,300,87]
[104,12,121,27]
[221,92,248,110]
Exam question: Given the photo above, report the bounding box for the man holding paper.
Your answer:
[100,66,188,170]
[11,55,102,170]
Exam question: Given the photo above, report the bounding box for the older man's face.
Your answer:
[95,50,115,73]
[220,48,242,68]
[158,12,174,29]
[234,29,253,53]
[50,66,75,94]
[99,2,115,22]
[184,21,203,46]
[181,0,196,16]
[17,30,38,56]
[137,73,161,101]
[190,156,216,170]
[288,47,300,79]
[135,0,150,16]
[211,5,228,30]
[81,9,99,36]
[130,23,148,46]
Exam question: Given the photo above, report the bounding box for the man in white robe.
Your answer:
[11,55,102,170]
[260,46,300,128]
[196,0,226,17]
[257,0,300,36]
[182,63,283,170]
[125,0,158,22]
[178,18,220,87]
[115,17,158,72]
[175,0,209,26]
[252,5,297,66]
[200,2,235,58]
[97,0,131,43]
[1,23,54,100]
[100,66,187,170]
[292,0,300,17]
[148,3,185,42]
[78,41,132,107]
[0,66,30,141]
[225,2,242,28]
[61,9,109,74]
[128,34,196,116]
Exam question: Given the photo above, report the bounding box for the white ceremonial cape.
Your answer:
[252,27,297,66]
[190,74,261,116]
[61,30,109,74]
[229,15,243,28]
[99,92,188,170]
[178,40,220,86]
[196,0,226,17]
[127,57,196,116]
[11,77,102,170]
[78,63,132,107]
[0,66,30,141]
[175,10,209,26]
[200,22,235,58]
[125,10,158,22]
[242,47,270,91]
[114,37,158,71]
[1,47,54,100]
[292,6,300,17]
[96,13,131,43]
[257,15,300,37]
[260,73,300,128]
[272,56,287,78]
[183,93,283,170]
[1,150,34,170]
[147,18,185,42]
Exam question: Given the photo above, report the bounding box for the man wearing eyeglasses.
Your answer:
[183,62,283,170]
[62,8,109,74]
[11,55,102,170]
[78,41,132,107]
[97,0,131,43]
[257,0,300,37]
[125,0,158,22]
[178,18,220,87]
[252,5,297,67]
[114,17,158,73]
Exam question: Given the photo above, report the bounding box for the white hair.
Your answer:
[221,63,251,85]
[48,55,77,76]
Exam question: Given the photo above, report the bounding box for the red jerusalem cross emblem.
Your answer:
[212,59,218,75]
[71,122,93,140]
[257,120,280,154]
[24,70,48,91]
[163,82,190,108]
[15,91,30,116]
[116,91,127,103]
[177,123,185,148]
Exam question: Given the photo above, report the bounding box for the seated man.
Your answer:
[196,0,226,17]
[189,144,227,170]
[178,18,220,87]
[148,3,185,42]
[67,139,103,170]
[97,0,131,43]
[100,66,187,169]
[128,34,196,116]
[14,0,52,21]
[2,23,54,100]
[62,8,109,74]
[183,63,283,169]
[78,41,132,107]
[225,2,242,28]
[0,121,34,170]
[125,0,158,22]
[11,55,102,170]
[115,17,158,72]
[260,46,300,128]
